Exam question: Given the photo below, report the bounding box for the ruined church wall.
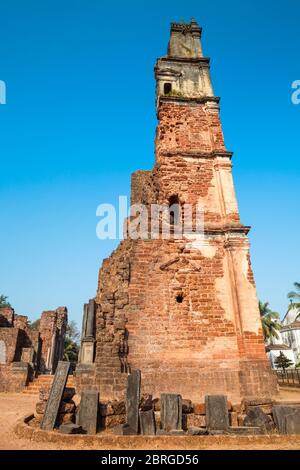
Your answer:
[39,308,67,373]
[155,100,225,159]
[0,327,23,363]
[0,327,30,392]
[0,307,14,327]
[89,233,276,403]
[80,23,278,403]
[91,241,132,399]
[153,101,240,227]
[131,170,158,206]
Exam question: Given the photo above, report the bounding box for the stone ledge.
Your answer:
[158,95,220,105]
[158,56,210,65]
[13,414,300,450]
[278,387,300,393]
[160,150,234,159]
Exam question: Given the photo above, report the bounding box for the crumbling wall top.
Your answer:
[168,19,203,59]
[0,307,15,327]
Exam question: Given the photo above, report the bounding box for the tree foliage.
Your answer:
[287,282,300,316]
[0,295,11,308]
[274,351,294,371]
[64,320,80,363]
[66,320,80,344]
[28,319,40,331]
[63,336,79,362]
[259,301,281,341]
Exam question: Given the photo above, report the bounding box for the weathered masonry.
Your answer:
[76,20,278,403]
[0,306,67,392]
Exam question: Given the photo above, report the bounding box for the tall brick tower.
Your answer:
[77,20,278,403]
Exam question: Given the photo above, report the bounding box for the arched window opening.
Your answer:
[169,195,180,227]
[176,294,184,304]
[164,82,172,95]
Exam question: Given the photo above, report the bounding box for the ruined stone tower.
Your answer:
[76,20,278,403]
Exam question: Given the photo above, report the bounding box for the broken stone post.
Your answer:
[79,304,88,363]
[205,395,229,432]
[139,409,156,435]
[40,361,70,430]
[273,405,300,434]
[79,299,95,364]
[86,299,95,338]
[77,390,99,434]
[284,410,300,434]
[125,369,141,434]
[160,393,182,432]
[243,406,274,433]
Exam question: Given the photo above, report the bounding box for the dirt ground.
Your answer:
[1,389,300,450]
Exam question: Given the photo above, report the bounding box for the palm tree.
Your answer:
[287,282,300,317]
[259,301,281,341]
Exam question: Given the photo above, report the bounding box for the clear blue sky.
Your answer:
[0,0,299,326]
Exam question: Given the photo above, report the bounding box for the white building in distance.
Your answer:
[281,305,300,365]
[266,305,300,368]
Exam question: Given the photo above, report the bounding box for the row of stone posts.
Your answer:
[117,369,231,435]
[40,363,300,435]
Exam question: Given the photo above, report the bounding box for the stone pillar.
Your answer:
[160,394,182,432]
[46,331,57,372]
[86,299,95,338]
[0,340,6,364]
[78,304,88,363]
[80,299,95,364]
[77,390,99,434]
[205,395,229,431]
[226,236,267,358]
[126,369,141,434]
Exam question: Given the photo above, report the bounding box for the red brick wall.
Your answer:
[0,364,10,391]
[156,100,225,157]
[39,308,67,372]
[0,307,67,390]
[14,315,29,331]
[0,328,23,363]
[90,234,276,403]
[0,307,14,327]
[86,98,278,403]
[0,363,30,392]
[0,327,31,392]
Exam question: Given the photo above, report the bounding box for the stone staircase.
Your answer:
[23,374,75,396]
